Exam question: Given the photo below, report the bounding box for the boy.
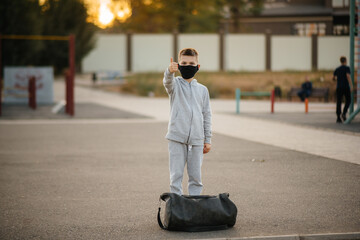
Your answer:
[333,56,353,123]
[163,48,212,196]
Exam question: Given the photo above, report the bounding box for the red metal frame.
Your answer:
[305,98,309,114]
[28,76,36,110]
[0,34,2,116]
[0,34,75,116]
[271,89,275,113]
[68,35,75,116]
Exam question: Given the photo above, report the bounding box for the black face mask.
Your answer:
[178,64,199,79]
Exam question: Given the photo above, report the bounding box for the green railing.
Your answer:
[236,88,274,114]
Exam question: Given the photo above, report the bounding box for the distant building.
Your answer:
[234,0,351,36]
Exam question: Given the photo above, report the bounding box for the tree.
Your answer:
[166,0,224,33]
[40,0,97,73]
[224,0,264,32]
[0,0,44,66]
[107,0,264,33]
[110,0,224,33]
[0,0,97,74]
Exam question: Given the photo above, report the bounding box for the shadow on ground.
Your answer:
[0,102,150,120]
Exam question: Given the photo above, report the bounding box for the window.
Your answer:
[332,0,349,8]
[293,23,326,36]
[333,25,349,35]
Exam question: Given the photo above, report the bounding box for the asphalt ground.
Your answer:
[0,121,359,239]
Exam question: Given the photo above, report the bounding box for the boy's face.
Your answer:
[179,55,199,67]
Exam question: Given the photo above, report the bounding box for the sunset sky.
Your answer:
[84,0,132,28]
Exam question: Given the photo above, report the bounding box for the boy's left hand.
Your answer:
[203,143,211,154]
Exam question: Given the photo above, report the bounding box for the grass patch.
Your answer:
[100,71,336,101]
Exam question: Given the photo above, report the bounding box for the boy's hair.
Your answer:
[178,48,199,62]
[340,56,347,63]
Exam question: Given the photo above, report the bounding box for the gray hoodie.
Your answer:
[163,68,212,145]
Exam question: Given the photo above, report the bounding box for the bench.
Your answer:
[287,87,329,102]
[235,88,275,114]
[240,91,271,97]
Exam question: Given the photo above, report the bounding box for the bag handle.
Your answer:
[157,197,167,230]
[157,207,166,230]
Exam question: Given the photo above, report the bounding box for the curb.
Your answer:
[301,232,360,240]
[201,232,360,240]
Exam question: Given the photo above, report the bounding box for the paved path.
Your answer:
[239,112,360,134]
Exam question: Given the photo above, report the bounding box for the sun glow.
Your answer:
[99,0,114,27]
[84,0,132,28]
[40,0,132,29]
[113,0,132,22]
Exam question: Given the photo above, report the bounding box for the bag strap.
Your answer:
[157,207,166,230]
[157,198,167,230]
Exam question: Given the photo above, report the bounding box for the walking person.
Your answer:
[163,48,212,196]
[333,56,353,123]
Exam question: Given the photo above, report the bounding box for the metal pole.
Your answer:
[28,76,36,110]
[219,29,224,71]
[0,34,2,117]
[271,89,275,113]
[65,71,69,114]
[357,0,360,108]
[350,0,355,114]
[173,30,178,62]
[236,88,241,114]
[68,34,75,116]
[126,32,132,72]
[344,106,360,124]
[33,77,36,109]
[340,0,360,124]
[266,31,271,71]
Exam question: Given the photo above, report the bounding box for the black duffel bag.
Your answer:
[157,192,237,232]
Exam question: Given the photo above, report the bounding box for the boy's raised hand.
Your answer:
[168,57,178,73]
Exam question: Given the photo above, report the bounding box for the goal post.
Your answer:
[0,34,75,116]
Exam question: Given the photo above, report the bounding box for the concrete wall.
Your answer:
[318,36,349,70]
[225,34,265,71]
[178,34,219,71]
[82,34,126,73]
[132,34,173,72]
[272,36,312,71]
[82,34,351,73]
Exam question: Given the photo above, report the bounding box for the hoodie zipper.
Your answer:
[186,81,193,144]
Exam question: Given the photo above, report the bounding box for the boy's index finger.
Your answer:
[170,57,173,63]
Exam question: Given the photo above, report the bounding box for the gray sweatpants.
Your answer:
[168,140,204,195]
